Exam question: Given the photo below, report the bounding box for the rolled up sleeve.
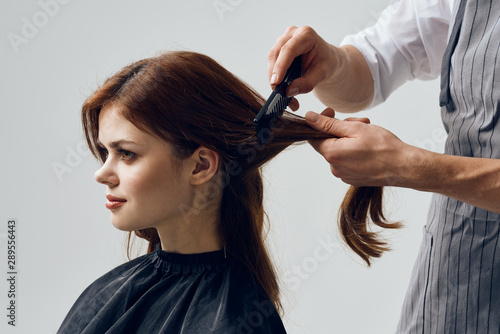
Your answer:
[341,0,454,108]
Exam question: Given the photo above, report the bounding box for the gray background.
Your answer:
[0,0,444,333]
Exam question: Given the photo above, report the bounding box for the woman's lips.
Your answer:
[105,194,127,210]
[105,200,126,209]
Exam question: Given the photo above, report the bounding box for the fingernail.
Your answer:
[270,73,278,84]
[288,87,299,97]
[305,111,320,123]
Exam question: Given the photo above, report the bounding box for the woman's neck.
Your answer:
[156,207,222,254]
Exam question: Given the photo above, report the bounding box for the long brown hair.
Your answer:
[81,51,400,313]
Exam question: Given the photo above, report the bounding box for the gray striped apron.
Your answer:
[396,0,500,332]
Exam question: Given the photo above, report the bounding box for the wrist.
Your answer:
[313,45,374,112]
[391,145,458,193]
[327,44,347,84]
[388,144,433,189]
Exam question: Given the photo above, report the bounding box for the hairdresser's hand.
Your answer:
[306,108,500,213]
[268,26,340,111]
[268,26,373,113]
[305,108,410,187]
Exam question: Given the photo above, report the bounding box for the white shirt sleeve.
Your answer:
[340,0,455,108]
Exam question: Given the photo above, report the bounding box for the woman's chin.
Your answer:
[110,219,136,232]
[110,217,153,232]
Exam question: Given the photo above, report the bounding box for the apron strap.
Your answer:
[439,0,469,112]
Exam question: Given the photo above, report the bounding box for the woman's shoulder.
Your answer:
[96,251,154,280]
[75,251,156,302]
[57,251,158,333]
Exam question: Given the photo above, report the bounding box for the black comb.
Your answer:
[254,56,302,147]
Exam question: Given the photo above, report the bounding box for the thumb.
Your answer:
[305,109,351,138]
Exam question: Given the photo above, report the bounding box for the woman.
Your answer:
[57,51,396,333]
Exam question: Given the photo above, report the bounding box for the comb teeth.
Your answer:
[269,94,291,117]
[254,93,288,146]
[279,96,292,113]
[254,56,302,147]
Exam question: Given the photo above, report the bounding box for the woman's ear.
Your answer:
[189,146,219,185]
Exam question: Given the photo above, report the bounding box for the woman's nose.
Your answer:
[94,160,119,186]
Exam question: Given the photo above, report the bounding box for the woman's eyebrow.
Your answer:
[96,139,138,149]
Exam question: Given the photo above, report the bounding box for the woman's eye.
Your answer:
[119,150,135,161]
[97,146,135,162]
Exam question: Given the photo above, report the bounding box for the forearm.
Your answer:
[395,145,500,214]
[306,112,500,213]
[313,45,374,113]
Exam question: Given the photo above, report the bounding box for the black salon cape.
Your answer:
[57,245,286,334]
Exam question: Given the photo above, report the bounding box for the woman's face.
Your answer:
[94,105,194,232]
